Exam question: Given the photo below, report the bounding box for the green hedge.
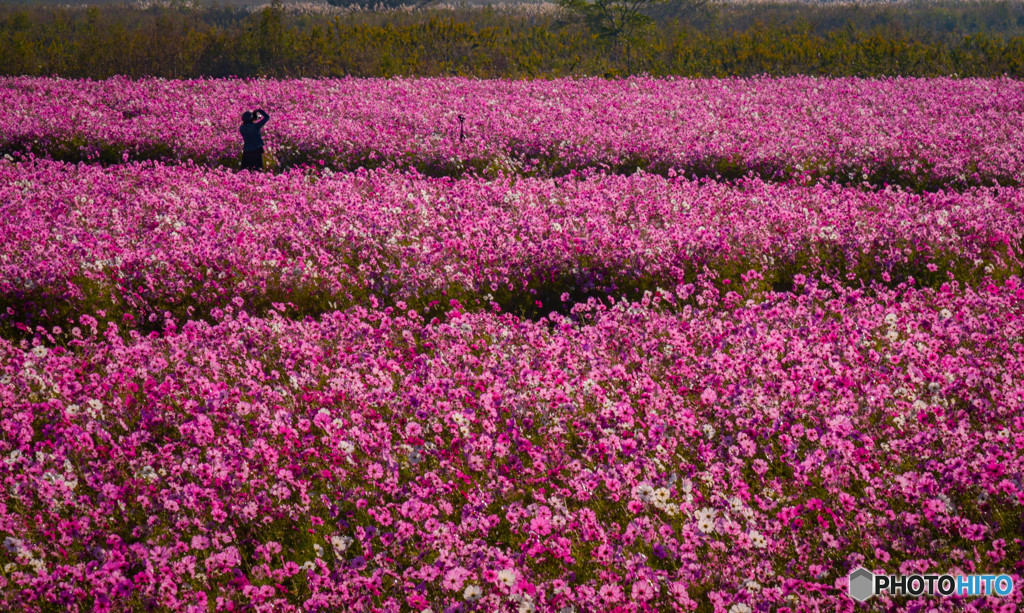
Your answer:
[3,2,1024,78]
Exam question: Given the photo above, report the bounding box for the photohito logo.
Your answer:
[848,568,1015,602]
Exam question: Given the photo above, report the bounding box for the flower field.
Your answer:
[1,78,1023,612]
[2,159,1021,333]
[3,77,1024,188]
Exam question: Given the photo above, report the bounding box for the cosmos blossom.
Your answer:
[1,78,1022,612]
[1,159,1020,330]
[1,76,1023,186]
[1,277,1022,610]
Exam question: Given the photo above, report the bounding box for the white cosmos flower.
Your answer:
[497,568,517,587]
[695,508,717,533]
[330,535,353,556]
[3,537,23,555]
[634,484,655,502]
[749,530,768,548]
[936,493,954,513]
[730,496,744,512]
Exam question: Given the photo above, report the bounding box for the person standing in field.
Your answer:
[240,109,270,171]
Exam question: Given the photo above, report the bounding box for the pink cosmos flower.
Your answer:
[529,516,552,536]
[631,580,655,601]
[598,583,623,604]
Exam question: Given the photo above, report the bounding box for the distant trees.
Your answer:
[554,0,709,74]
[325,0,413,9]
[2,2,1024,78]
[253,0,287,71]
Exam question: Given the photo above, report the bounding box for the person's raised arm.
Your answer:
[255,109,270,127]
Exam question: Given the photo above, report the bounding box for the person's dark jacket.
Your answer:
[240,110,269,151]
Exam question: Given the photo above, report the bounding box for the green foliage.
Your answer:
[2,2,1024,77]
[554,0,667,74]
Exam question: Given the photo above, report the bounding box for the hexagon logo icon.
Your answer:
[848,567,875,602]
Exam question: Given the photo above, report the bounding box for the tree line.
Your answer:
[2,1,1024,78]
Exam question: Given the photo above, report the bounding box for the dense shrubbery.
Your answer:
[3,1,1024,77]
